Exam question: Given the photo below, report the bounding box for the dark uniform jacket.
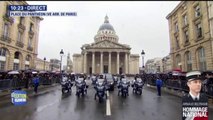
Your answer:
[182,93,208,120]
[182,93,208,103]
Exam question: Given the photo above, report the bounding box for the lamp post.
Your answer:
[141,50,145,73]
[43,57,46,71]
[60,49,64,74]
[60,49,64,82]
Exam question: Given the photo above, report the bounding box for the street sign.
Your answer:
[11,90,27,106]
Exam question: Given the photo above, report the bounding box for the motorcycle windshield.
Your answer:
[97,79,104,83]
[137,83,143,86]
[97,86,104,90]
[121,79,128,83]
[136,78,142,82]
[76,78,84,83]
[122,84,128,88]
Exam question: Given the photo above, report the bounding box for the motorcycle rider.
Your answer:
[70,73,75,82]
[134,74,144,85]
[77,73,87,84]
[132,74,140,88]
[94,74,106,100]
[75,73,88,95]
[132,74,144,94]
[94,74,106,90]
[61,75,73,93]
[117,74,129,96]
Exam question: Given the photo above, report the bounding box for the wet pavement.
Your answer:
[0,80,212,120]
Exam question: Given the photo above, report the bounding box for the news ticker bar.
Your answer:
[9,5,47,11]
[9,11,77,17]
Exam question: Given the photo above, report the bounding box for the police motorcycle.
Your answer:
[113,75,119,85]
[61,75,73,94]
[94,76,107,103]
[117,75,130,98]
[70,72,76,82]
[75,75,88,97]
[91,74,97,85]
[132,77,144,95]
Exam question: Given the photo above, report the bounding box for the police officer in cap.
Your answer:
[182,70,208,102]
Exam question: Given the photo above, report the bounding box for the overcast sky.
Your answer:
[27,1,180,67]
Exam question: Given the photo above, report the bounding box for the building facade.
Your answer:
[49,59,60,71]
[73,16,139,74]
[145,58,162,73]
[208,1,213,58]
[162,55,172,73]
[35,58,50,71]
[0,1,43,71]
[166,1,213,72]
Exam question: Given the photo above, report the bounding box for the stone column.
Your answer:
[92,52,95,74]
[84,51,87,73]
[108,52,111,73]
[117,52,120,74]
[100,52,103,73]
[5,54,10,71]
[128,53,130,73]
[125,52,128,74]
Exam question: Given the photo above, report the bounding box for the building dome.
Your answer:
[98,16,115,31]
[94,15,119,43]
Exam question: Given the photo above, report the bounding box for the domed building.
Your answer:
[73,16,139,74]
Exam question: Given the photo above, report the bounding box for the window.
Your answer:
[183,15,188,26]
[0,61,5,71]
[198,47,206,71]
[0,48,7,56]
[20,17,24,24]
[17,31,23,42]
[13,63,19,70]
[28,37,32,47]
[3,24,9,37]
[195,5,201,17]
[26,55,30,61]
[185,51,192,71]
[30,23,34,31]
[175,36,179,49]
[196,23,202,38]
[14,52,19,59]
[184,30,189,43]
[175,22,179,32]
[175,54,181,68]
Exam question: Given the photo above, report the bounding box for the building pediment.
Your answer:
[86,40,130,49]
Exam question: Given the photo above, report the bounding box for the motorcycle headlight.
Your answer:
[98,82,103,86]
[97,86,104,90]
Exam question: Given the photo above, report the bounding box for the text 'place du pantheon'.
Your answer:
[73,15,140,75]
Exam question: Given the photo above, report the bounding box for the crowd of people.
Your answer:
[1,69,212,96]
[0,70,62,93]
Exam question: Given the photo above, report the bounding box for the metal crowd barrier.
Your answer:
[0,79,12,90]
[0,77,60,91]
[146,77,213,98]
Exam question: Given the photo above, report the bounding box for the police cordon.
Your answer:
[9,11,77,17]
